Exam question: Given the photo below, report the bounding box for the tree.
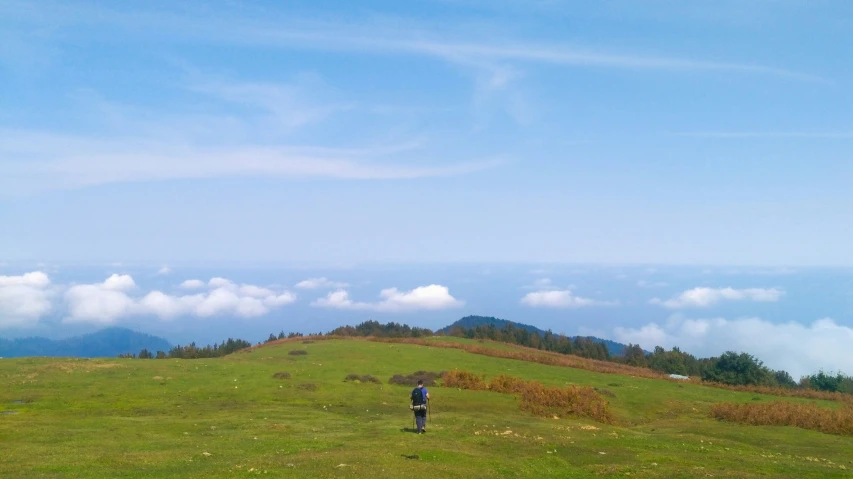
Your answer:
[138,349,153,359]
[623,344,647,367]
[806,370,847,392]
[702,351,772,386]
[772,369,797,388]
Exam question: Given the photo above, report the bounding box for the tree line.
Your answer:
[118,338,253,360]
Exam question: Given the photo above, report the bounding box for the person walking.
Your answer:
[410,379,430,434]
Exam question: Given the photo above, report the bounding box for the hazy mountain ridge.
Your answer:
[0,327,172,358]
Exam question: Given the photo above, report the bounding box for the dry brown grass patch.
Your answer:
[710,400,853,436]
[487,374,528,394]
[444,368,613,424]
[443,370,487,390]
[519,381,614,424]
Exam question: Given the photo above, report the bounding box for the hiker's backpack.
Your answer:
[411,387,425,406]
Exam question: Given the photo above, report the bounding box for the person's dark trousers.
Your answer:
[415,411,426,432]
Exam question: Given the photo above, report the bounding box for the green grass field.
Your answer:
[2,338,852,478]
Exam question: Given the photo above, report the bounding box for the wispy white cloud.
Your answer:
[650,287,784,309]
[637,280,669,288]
[613,315,853,378]
[0,271,54,328]
[312,284,464,312]
[189,77,354,130]
[0,127,504,195]
[0,2,827,83]
[156,265,172,276]
[520,288,616,308]
[62,274,296,325]
[295,277,350,289]
[520,277,557,289]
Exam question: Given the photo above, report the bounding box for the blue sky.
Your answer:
[2,0,853,265]
[2,1,853,376]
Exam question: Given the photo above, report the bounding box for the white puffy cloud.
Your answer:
[0,271,54,328]
[65,284,136,325]
[521,289,615,308]
[102,274,137,291]
[312,284,463,312]
[180,279,206,289]
[613,315,853,378]
[64,274,140,324]
[650,287,784,309]
[295,277,350,289]
[156,266,172,275]
[63,275,296,324]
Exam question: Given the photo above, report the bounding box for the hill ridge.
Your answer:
[0,327,172,358]
[441,315,638,356]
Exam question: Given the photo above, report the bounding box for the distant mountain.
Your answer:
[441,315,548,336]
[440,315,638,356]
[0,327,172,358]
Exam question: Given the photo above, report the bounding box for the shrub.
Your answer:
[288,350,308,356]
[388,371,444,387]
[297,383,318,391]
[520,381,614,424]
[302,340,315,344]
[710,400,853,436]
[442,370,487,390]
[488,374,528,394]
[594,387,616,398]
[344,374,381,384]
[272,372,291,379]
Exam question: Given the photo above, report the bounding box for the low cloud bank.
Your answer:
[613,315,853,378]
[521,289,617,308]
[651,287,784,309]
[64,275,297,324]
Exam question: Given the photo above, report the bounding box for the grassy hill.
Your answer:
[1,337,851,478]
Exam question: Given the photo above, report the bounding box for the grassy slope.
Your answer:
[1,338,851,478]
